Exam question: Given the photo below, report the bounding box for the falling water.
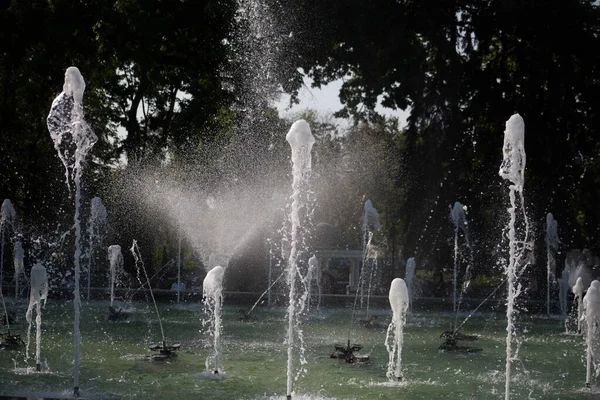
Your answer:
[47,66,97,397]
[87,197,107,300]
[558,267,570,322]
[107,245,123,307]
[385,278,409,381]
[14,241,24,301]
[25,262,48,372]
[545,213,559,316]
[498,114,530,400]
[285,119,315,400]
[203,265,225,374]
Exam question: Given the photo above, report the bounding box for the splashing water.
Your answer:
[499,114,530,400]
[545,213,559,316]
[385,278,409,381]
[107,245,124,308]
[573,277,586,334]
[203,266,225,374]
[285,119,315,399]
[87,197,107,300]
[47,66,97,397]
[25,262,48,371]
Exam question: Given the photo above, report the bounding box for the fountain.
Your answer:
[13,241,24,300]
[450,201,469,312]
[498,114,530,400]
[584,280,600,387]
[47,66,97,397]
[385,278,409,381]
[130,240,179,359]
[25,262,49,372]
[558,267,570,322]
[573,276,585,334]
[107,245,124,308]
[359,200,381,310]
[285,119,315,400]
[87,197,108,300]
[1,199,16,289]
[203,265,225,374]
[405,257,416,311]
[546,212,559,316]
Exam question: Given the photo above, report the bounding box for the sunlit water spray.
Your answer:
[25,262,48,372]
[573,277,585,334]
[47,66,97,397]
[203,265,225,374]
[285,119,315,400]
[385,278,409,381]
[498,114,530,400]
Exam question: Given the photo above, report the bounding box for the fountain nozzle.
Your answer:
[74,386,80,398]
[586,382,591,389]
[214,370,219,375]
[36,363,41,372]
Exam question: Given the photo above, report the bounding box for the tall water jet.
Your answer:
[584,281,600,387]
[47,66,97,397]
[545,213,559,316]
[203,265,225,374]
[1,199,16,288]
[87,197,107,300]
[450,202,469,312]
[558,267,570,322]
[107,245,124,308]
[25,262,48,372]
[498,114,529,400]
[360,200,381,309]
[130,241,166,348]
[13,241,24,300]
[385,278,409,381]
[405,257,416,311]
[573,277,585,334]
[285,119,315,400]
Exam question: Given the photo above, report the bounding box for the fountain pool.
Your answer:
[0,299,594,399]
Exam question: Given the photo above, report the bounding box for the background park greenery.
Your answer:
[0,0,598,295]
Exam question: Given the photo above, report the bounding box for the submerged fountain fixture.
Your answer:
[285,119,315,400]
[546,212,559,316]
[25,262,48,371]
[203,265,225,374]
[385,278,409,381]
[47,66,97,397]
[499,114,530,400]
